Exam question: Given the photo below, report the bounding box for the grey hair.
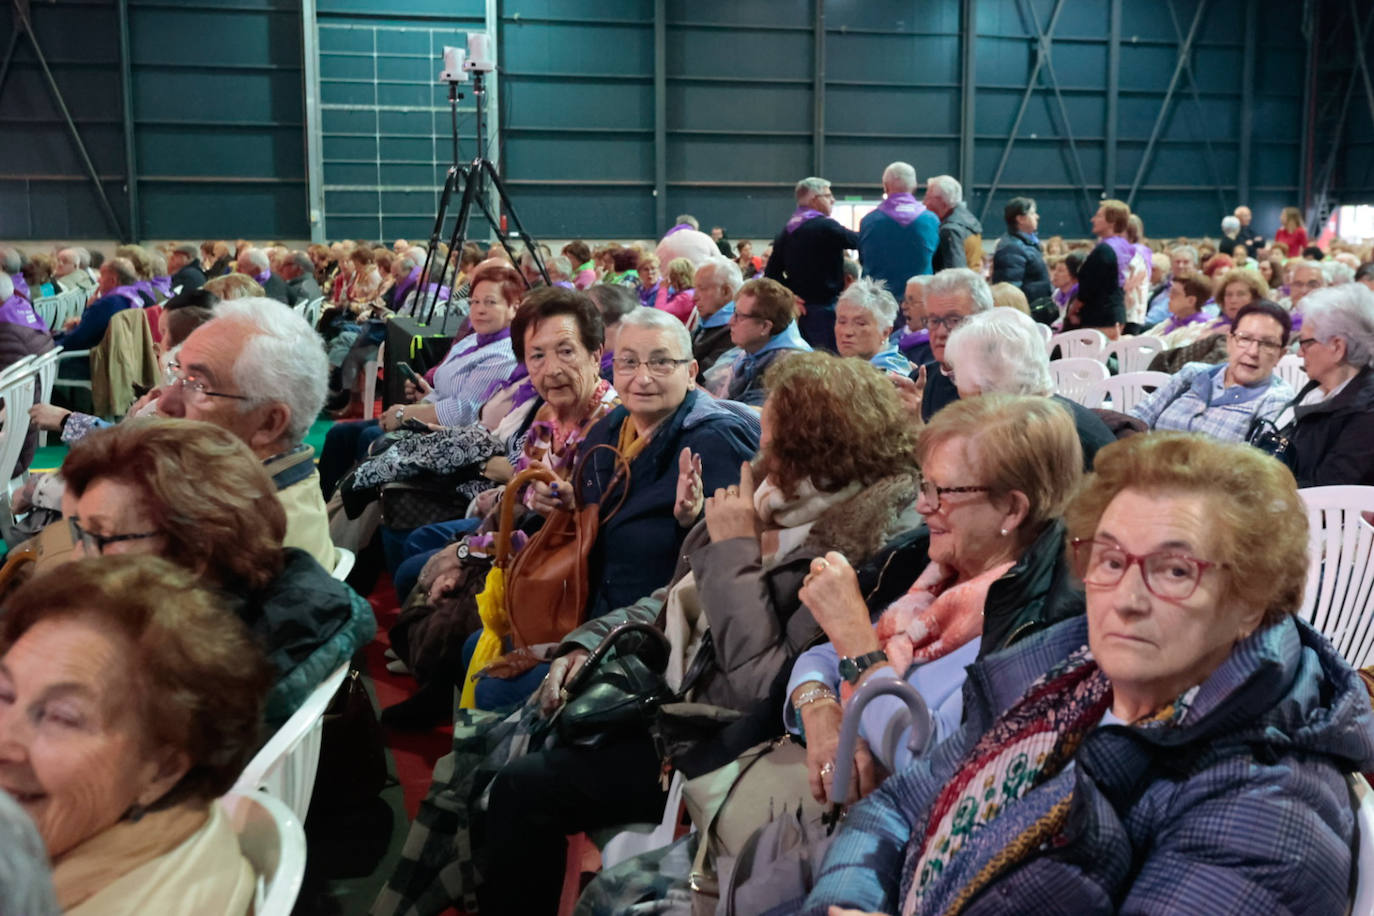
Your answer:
[905,274,937,290]
[0,248,20,274]
[926,267,994,313]
[288,250,315,273]
[0,789,58,916]
[618,306,692,357]
[0,273,13,302]
[212,297,328,446]
[1294,259,1327,282]
[838,276,898,328]
[241,249,269,272]
[1170,245,1200,265]
[74,247,91,268]
[1323,261,1356,286]
[547,254,573,281]
[795,177,831,203]
[674,214,700,229]
[925,175,963,208]
[1221,215,1241,234]
[396,248,424,273]
[943,307,1054,396]
[106,257,139,287]
[150,251,168,277]
[585,283,639,324]
[173,242,200,260]
[1303,284,1374,369]
[882,161,917,192]
[695,256,743,297]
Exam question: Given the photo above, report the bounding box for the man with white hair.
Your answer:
[916,267,994,421]
[1218,215,1242,257]
[690,256,743,375]
[1235,205,1265,252]
[54,247,95,293]
[236,247,290,304]
[656,212,718,269]
[158,297,336,568]
[924,175,983,272]
[167,242,207,293]
[765,176,861,350]
[1289,260,1326,322]
[858,162,939,330]
[897,274,936,364]
[279,250,322,305]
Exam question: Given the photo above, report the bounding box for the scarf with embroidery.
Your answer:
[786,207,827,233]
[876,193,928,227]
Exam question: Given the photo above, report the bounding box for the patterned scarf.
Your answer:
[903,646,1112,916]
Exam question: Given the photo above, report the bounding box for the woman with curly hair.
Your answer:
[475,351,922,915]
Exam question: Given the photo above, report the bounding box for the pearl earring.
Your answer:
[999,528,1008,537]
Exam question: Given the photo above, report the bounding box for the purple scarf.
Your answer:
[253,269,271,285]
[1053,283,1078,309]
[899,327,930,350]
[474,326,511,349]
[1102,236,1136,288]
[0,295,46,331]
[109,284,143,307]
[151,276,172,298]
[785,207,827,233]
[1158,311,1210,335]
[876,193,927,228]
[392,265,421,308]
[663,223,694,238]
[11,274,30,300]
[133,279,156,302]
[479,361,535,408]
[639,280,661,308]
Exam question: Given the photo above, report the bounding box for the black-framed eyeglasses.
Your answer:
[1230,332,1284,356]
[612,355,693,377]
[1070,537,1225,601]
[1296,337,1321,351]
[923,314,969,332]
[164,362,252,404]
[729,310,767,325]
[916,471,991,512]
[68,517,162,555]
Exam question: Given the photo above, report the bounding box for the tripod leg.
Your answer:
[414,165,461,318]
[426,160,482,327]
[480,160,551,286]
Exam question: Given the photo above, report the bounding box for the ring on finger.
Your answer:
[820,761,835,777]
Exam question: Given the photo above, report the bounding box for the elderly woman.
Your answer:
[60,418,374,726]
[805,432,1374,916]
[636,253,662,307]
[724,276,812,405]
[1148,267,1272,372]
[0,556,273,914]
[791,395,1084,802]
[479,351,916,915]
[1131,300,1296,444]
[836,277,911,374]
[657,256,697,324]
[1145,273,1212,340]
[942,308,1114,468]
[1278,284,1374,485]
[317,261,522,497]
[897,275,934,365]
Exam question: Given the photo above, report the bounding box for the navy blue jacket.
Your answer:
[858,209,939,300]
[766,217,861,307]
[576,390,759,619]
[55,292,131,351]
[991,230,1053,302]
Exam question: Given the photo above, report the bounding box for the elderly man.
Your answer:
[167,242,207,293]
[279,251,322,306]
[765,176,861,351]
[1063,200,1129,337]
[54,257,142,382]
[859,162,939,330]
[0,249,25,300]
[691,256,743,376]
[1218,215,1243,257]
[236,248,290,304]
[924,175,983,272]
[656,213,718,268]
[54,247,95,293]
[1288,260,1327,327]
[897,274,935,364]
[158,297,335,568]
[1236,205,1265,252]
[915,267,994,421]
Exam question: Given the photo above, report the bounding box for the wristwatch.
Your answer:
[838,650,889,685]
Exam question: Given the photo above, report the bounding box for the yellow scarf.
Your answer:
[52,802,210,910]
[616,415,651,462]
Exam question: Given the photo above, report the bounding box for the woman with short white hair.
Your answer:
[943,307,1114,468]
[1278,283,1374,485]
[835,277,910,373]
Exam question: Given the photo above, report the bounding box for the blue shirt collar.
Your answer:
[699,300,734,329]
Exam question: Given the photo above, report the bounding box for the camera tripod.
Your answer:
[413,69,549,326]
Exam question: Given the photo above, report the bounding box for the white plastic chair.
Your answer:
[1048,328,1110,361]
[30,347,63,447]
[220,791,307,916]
[331,547,355,581]
[232,663,349,819]
[32,295,59,329]
[1105,336,1165,374]
[1048,357,1111,405]
[361,342,384,420]
[303,296,324,327]
[1034,322,1052,348]
[1276,353,1310,392]
[0,360,39,539]
[1350,774,1374,916]
[1297,486,1374,668]
[1079,371,1172,412]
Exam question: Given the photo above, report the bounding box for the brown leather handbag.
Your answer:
[497,444,631,649]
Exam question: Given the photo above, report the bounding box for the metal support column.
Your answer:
[653,0,666,231]
[116,0,140,241]
[482,0,500,225]
[959,0,976,194]
[1238,0,1255,206]
[1299,2,1317,219]
[1105,0,1120,198]
[301,0,326,242]
[812,0,825,176]
[1126,0,1208,208]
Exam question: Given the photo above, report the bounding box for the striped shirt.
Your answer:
[424,330,517,427]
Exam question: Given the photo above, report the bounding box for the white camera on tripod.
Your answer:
[439,46,468,83]
[463,32,495,74]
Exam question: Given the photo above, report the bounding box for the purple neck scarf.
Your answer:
[1054,283,1078,309]
[1103,236,1136,287]
[1159,311,1210,335]
[663,223,694,238]
[253,269,271,284]
[109,284,143,307]
[151,276,172,297]
[785,207,827,233]
[479,361,534,407]
[392,266,421,308]
[898,327,929,350]
[474,326,511,349]
[11,274,29,299]
[0,295,46,331]
[133,279,156,300]
[876,193,927,227]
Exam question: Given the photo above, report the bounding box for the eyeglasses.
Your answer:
[1296,337,1322,351]
[1070,538,1225,601]
[916,471,991,513]
[1230,332,1284,356]
[924,314,969,332]
[729,310,767,325]
[68,517,161,556]
[612,355,693,377]
[164,362,252,406]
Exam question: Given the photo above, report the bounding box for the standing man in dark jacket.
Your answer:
[765,176,860,351]
[925,175,983,272]
[167,243,207,293]
[858,162,939,333]
[991,197,1053,303]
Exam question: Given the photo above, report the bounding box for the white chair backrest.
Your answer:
[220,791,306,916]
[231,663,349,819]
[32,295,59,330]
[331,547,355,581]
[0,362,38,486]
[1297,486,1374,668]
[1351,774,1374,915]
[1276,353,1309,391]
[30,347,62,405]
[1048,328,1109,361]
[1080,370,1172,412]
[1048,357,1111,405]
[1105,336,1165,374]
[303,297,323,327]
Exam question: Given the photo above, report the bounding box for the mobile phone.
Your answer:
[402,417,434,434]
[398,362,420,385]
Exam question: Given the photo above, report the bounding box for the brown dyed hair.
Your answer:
[163,306,215,348]
[738,277,797,334]
[510,285,604,363]
[760,351,917,497]
[1214,266,1270,304]
[610,246,641,272]
[202,273,265,300]
[666,257,695,291]
[349,246,376,267]
[917,393,1082,549]
[469,261,527,308]
[1125,213,1146,244]
[1064,432,1307,625]
[1098,199,1131,234]
[115,244,153,280]
[1173,274,1213,311]
[61,419,287,590]
[563,240,592,266]
[0,556,273,809]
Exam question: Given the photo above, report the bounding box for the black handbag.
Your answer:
[551,621,675,748]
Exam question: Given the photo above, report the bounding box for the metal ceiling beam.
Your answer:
[1165,0,1228,216]
[1350,0,1374,137]
[116,0,140,240]
[301,0,326,242]
[1125,0,1208,209]
[1105,0,1121,198]
[0,28,19,101]
[977,0,1068,225]
[1237,0,1255,205]
[959,0,976,198]
[654,0,665,231]
[1021,0,1095,225]
[812,0,825,175]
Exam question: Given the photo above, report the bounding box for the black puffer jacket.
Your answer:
[991,231,1053,303]
[1282,366,1374,486]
